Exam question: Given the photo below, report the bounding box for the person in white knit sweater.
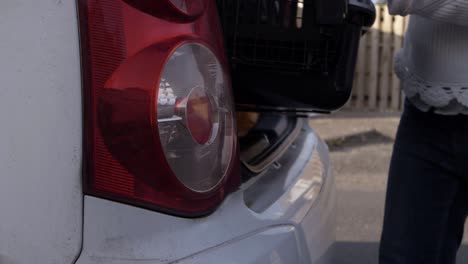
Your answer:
[380,0,468,263]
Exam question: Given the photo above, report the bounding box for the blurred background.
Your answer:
[311,3,468,262]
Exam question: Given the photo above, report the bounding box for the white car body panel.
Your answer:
[0,1,83,264]
[174,225,302,264]
[76,129,335,264]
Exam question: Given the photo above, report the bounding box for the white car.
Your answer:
[0,0,374,264]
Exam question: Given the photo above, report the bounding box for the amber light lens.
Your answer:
[186,85,215,145]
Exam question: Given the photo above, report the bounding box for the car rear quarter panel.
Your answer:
[76,125,336,264]
[0,1,83,263]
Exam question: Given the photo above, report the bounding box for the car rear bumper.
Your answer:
[76,120,336,264]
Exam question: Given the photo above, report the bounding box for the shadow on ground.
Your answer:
[325,130,394,152]
[331,242,468,263]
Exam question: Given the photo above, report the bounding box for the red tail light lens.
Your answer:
[79,0,240,217]
[122,0,206,23]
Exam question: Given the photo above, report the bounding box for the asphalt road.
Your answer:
[310,117,468,264]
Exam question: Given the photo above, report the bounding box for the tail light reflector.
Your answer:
[78,0,240,217]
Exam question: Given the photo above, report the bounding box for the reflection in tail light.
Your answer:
[79,0,240,217]
[169,0,188,12]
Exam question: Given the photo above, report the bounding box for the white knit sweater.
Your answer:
[388,0,468,114]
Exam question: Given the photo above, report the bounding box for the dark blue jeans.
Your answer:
[380,101,468,264]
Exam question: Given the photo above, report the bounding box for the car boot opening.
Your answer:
[236,112,301,182]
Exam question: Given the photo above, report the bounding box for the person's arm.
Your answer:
[388,0,468,26]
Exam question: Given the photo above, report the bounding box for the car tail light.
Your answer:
[78,0,240,217]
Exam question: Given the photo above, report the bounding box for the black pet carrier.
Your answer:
[216,0,375,113]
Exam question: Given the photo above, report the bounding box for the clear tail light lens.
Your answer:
[157,43,234,192]
[79,0,240,217]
